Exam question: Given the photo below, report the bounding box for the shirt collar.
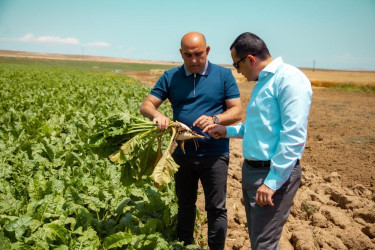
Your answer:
[258,57,283,80]
[184,60,209,76]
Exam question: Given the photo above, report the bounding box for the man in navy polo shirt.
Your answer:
[140,32,242,249]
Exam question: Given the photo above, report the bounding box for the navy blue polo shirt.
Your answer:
[150,61,240,156]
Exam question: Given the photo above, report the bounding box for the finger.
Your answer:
[199,118,210,128]
[260,195,267,206]
[202,124,215,133]
[161,119,169,130]
[268,200,274,207]
[255,191,260,204]
[153,118,162,130]
[208,130,218,137]
[158,120,164,131]
[256,198,263,207]
[155,118,167,131]
[257,192,274,207]
[211,132,221,139]
[267,195,274,207]
[200,120,211,130]
[193,116,205,127]
[256,191,265,206]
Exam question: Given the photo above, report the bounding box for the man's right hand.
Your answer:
[153,115,169,131]
[202,124,227,139]
[140,95,169,131]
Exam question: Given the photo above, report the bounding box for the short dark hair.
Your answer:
[230,32,271,60]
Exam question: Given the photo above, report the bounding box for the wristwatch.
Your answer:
[212,115,219,124]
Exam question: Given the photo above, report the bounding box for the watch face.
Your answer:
[213,116,219,124]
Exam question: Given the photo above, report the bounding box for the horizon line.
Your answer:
[1,49,374,73]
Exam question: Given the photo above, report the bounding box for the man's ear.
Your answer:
[248,54,255,64]
[206,46,211,56]
[179,48,183,57]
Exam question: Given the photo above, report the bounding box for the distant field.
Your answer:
[301,68,375,87]
[232,66,375,92]
[0,55,175,72]
[1,50,375,92]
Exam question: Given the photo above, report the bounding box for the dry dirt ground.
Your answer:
[125,70,375,250]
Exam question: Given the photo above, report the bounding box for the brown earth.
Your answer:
[125,69,375,250]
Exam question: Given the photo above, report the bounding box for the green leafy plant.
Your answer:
[108,117,204,188]
[0,63,186,248]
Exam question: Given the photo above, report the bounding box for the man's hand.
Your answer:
[153,115,169,131]
[193,115,215,130]
[202,124,227,139]
[255,184,276,207]
[140,95,169,131]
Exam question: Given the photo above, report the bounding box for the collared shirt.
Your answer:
[150,61,240,156]
[184,60,209,76]
[226,57,312,190]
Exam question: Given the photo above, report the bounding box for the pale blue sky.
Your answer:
[1,0,375,70]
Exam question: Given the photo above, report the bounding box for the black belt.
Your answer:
[245,159,300,168]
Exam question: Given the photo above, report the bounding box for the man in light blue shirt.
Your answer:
[203,32,312,249]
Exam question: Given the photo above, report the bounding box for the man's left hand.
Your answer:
[255,184,276,207]
[193,115,215,130]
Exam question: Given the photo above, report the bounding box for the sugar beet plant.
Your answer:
[0,63,186,249]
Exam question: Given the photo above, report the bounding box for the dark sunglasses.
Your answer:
[232,56,248,69]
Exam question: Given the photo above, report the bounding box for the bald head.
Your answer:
[181,32,207,49]
[180,32,210,74]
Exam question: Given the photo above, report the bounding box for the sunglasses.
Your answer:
[232,56,248,69]
[233,54,257,69]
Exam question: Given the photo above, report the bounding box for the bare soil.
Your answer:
[125,70,375,250]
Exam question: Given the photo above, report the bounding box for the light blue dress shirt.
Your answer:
[226,57,312,190]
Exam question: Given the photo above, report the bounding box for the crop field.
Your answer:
[0,56,175,73]
[0,62,185,249]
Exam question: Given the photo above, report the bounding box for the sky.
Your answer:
[1,0,375,70]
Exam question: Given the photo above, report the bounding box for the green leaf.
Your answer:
[75,227,100,249]
[43,222,69,245]
[0,231,11,249]
[141,218,163,234]
[41,139,55,162]
[3,216,33,240]
[152,127,179,188]
[103,232,132,249]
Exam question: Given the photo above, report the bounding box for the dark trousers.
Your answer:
[173,154,229,250]
[242,160,301,250]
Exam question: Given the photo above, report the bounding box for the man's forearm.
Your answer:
[140,105,161,120]
[216,106,242,126]
[215,98,242,126]
[140,100,163,121]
